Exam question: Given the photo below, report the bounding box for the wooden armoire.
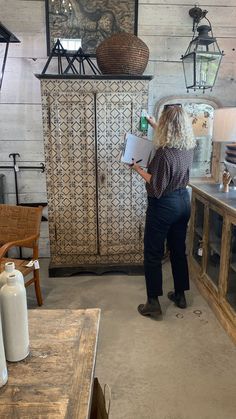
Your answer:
[37,75,152,276]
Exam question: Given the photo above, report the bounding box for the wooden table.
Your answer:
[0,309,101,418]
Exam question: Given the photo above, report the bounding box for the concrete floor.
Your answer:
[27,259,236,419]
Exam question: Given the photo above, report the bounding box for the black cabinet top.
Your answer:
[35,74,153,80]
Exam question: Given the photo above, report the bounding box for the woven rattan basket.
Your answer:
[96,32,149,75]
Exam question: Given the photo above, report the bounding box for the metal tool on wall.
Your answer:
[0,154,45,258]
[0,153,45,205]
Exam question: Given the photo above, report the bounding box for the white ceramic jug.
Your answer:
[0,311,8,387]
[0,274,29,362]
[0,262,24,288]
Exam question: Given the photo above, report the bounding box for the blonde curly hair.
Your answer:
[153,105,195,150]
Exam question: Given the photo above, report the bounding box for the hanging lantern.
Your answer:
[181,6,224,92]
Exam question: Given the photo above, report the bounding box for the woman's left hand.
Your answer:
[146,116,158,129]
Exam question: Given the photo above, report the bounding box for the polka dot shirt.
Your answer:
[146,147,194,198]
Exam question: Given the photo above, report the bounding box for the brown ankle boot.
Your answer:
[138,298,162,317]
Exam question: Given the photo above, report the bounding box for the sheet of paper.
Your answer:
[120,133,154,168]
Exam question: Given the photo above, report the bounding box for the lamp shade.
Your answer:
[212,108,236,142]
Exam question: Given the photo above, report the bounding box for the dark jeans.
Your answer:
[144,189,191,298]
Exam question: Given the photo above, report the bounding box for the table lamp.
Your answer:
[213,108,236,143]
[212,108,236,190]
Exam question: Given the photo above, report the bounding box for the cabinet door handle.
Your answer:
[100,174,106,185]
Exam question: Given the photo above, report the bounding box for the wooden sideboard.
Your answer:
[0,309,101,418]
[36,75,152,276]
[189,183,236,343]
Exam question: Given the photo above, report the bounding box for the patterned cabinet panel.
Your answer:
[42,93,98,256]
[96,92,147,256]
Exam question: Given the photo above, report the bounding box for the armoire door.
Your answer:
[45,93,98,255]
[96,92,147,256]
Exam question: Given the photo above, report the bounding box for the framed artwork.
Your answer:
[45,0,138,56]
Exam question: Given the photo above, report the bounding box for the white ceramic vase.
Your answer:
[0,274,29,362]
[0,312,8,387]
[0,262,24,288]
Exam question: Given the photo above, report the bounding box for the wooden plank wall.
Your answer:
[0,0,236,256]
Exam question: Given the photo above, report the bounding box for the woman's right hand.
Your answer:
[128,160,152,183]
[146,116,158,129]
[129,161,141,173]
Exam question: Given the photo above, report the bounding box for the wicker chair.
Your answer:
[0,204,43,306]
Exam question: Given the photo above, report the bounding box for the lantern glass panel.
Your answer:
[182,53,195,88]
[195,53,222,88]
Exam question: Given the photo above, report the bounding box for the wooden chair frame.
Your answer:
[0,205,43,306]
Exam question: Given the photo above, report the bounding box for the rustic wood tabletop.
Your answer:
[0,308,101,419]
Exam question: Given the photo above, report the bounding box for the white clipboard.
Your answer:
[120,133,154,168]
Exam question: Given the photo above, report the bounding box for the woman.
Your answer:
[131,104,195,317]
